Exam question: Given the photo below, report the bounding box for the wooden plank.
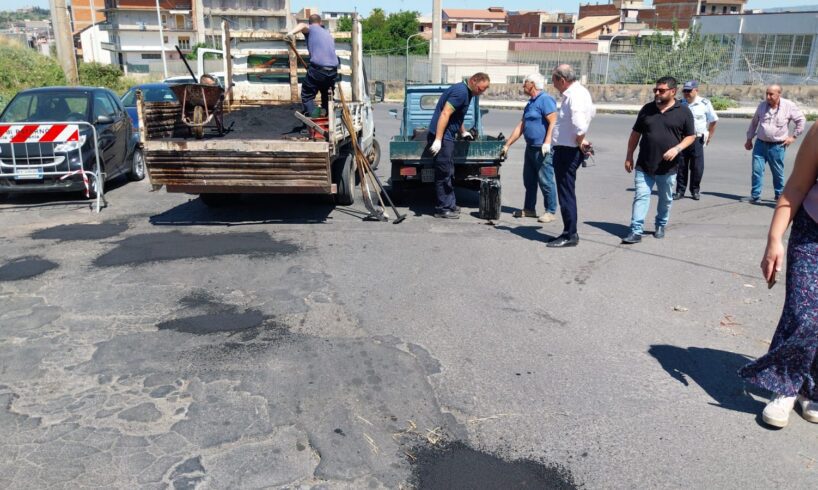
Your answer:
[223,20,233,108]
[352,13,361,102]
[167,184,332,194]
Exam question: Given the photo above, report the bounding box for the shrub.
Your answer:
[806,112,817,122]
[0,37,66,111]
[709,95,737,111]
[79,62,128,93]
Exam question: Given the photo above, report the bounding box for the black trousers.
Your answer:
[553,146,584,236]
[677,136,705,194]
[427,134,456,212]
[301,65,337,115]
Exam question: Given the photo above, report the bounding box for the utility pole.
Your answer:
[155,0,169,79]
[49,0,78,84]
[431,0,442,83]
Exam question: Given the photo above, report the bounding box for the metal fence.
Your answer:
[365,37,818,86]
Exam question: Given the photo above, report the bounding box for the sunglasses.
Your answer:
[653,88,672,94]
[682,89,693,93]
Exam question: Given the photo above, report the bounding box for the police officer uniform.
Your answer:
[676,80,718,200]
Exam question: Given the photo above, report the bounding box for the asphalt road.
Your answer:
[0,105,816,488]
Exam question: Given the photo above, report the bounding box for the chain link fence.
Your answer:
[365,35,818,86]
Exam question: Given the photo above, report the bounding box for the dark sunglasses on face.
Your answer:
[682,89,692,93]
[653,88,671,94]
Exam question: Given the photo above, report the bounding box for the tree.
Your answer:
[618,26,729,85]
[358,9,426,55]
[337,16,352,32]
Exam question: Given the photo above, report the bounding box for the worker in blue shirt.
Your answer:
[427,72,491,218]
[287,14,339,117]
[501,72,559,223]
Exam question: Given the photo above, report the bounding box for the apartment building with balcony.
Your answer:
[196,0,290,47]
[100,0,198,72]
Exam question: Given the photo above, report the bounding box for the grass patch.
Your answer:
[709,95,738,111]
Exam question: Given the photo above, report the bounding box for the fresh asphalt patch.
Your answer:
[157,291,287,337]
[30,222,129,241]
[411,441,577,489]
[0,256,58,281]
[92,230,299,267]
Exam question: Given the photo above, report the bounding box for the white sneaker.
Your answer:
[538,212,556,223]
[762,394,797,428]
[797,395,818,423]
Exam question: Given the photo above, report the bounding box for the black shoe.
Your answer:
[449,205,461,214]
[621,232,642,244]
[691,192,700,201]
[546,234,579,248]
[749,196,761,204]
[673,192,684,200]
[654,225,666,239]
[434,210,460,219]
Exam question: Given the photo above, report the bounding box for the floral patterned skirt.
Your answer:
[740,207,818,398]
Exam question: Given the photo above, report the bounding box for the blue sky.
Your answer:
[4,1,818,14]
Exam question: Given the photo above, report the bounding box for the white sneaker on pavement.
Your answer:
[797,395,818,423]
[538,212,556,223]
[762,394,797,428]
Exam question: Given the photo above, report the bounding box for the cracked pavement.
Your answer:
[1,111,817,488]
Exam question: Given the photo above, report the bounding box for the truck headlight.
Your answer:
[54,135,87,153]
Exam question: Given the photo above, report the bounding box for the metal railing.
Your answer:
[0,121,105,212]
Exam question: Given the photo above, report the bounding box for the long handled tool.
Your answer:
[287,39,405,223]
[175,45,198,81]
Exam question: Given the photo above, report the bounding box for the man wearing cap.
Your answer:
[744,84,806,202]
[674,80,718,201]
[287,14,339,117]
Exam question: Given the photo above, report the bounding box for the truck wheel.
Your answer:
[367,139,381,171]
[333,153,355,205]
[478,179,501,220]
[127,148,145,181]
[193,106,204,139]
[200,193,237,206]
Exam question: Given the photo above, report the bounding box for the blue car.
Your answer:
[121,83,177,132]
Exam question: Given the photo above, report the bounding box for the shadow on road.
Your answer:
[648,345,766,415]
[585,221,630,238]
[149,194,337,226]
[701,191,777,208]
[492,224,556,243]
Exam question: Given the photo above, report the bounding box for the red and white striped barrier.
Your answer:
[0,124,80,144]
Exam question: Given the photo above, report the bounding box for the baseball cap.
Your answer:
[683,80,699,91]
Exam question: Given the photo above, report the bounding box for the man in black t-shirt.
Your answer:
[622,76,695,244]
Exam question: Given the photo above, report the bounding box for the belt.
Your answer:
[311,64,337,71]
[759,139,785,145]
[553,145,579,150]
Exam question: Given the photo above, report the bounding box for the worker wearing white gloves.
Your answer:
[500,72,559,223]
[286,14,339,117]
[426,72,491,219]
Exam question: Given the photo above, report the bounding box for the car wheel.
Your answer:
[127,148,145,181]
[333,153,355,206]
[367,139,381,171]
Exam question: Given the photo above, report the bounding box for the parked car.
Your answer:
[121,82,177,132]
[0,86,144,199]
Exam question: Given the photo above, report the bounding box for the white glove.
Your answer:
[541,143,551,156]
[430,139,442,155]
[461,130,474,141]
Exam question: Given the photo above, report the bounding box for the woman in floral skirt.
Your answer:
[740,122,818,428]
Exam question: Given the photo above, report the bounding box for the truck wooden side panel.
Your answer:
[144,139,331,194]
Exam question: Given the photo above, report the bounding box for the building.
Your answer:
[71,0,107,35]
[420,8,508,37]
[197,0,290,47]
[693,9,818,84]
[293,7,351,32]
[100,0,198,73]
[79,24,113,63]
[574,14,619,39]
[578,1,747,31]
[507,11,575,39]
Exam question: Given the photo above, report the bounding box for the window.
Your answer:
[163,36,168,44]
[445,26,452,33]
[731,6,737,12]
[141,53,161,59]
[178,36,190,50]
[700,4,706,13]
[722,6,727,14]
[92,92,117,120]
[419,95,440,110]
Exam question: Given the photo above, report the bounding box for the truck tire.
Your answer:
[199,193,238,206]
[478,179,501,220]
[367,139,381,171]
[333,153,355,205]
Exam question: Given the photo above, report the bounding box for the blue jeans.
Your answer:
[301,65,337,115]
[523,145,557,214]
[752,140,786,199]
[630,169,676,235]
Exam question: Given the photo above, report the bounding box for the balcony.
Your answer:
[201,7,288,17]
[99,22,194,32]
[101,40,118,51]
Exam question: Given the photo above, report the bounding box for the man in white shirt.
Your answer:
[547,64,596,248]
[675,80,718,200]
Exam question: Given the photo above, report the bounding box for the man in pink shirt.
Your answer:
[744,85,806,203]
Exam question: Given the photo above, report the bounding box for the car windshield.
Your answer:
[0,92,90,123]
[121,86,176,107]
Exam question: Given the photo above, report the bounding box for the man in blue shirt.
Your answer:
[427,72,491,218]
[287,14,339,117]
[501,73,558,223]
